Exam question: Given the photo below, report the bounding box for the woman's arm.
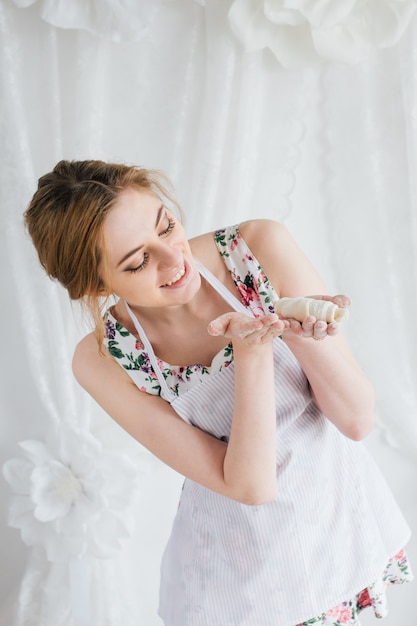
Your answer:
[239,219,375,441]
[73,312,285,506]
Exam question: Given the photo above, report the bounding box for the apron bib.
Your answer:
[125,260,411,626]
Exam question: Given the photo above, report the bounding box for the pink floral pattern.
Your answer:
[103,225,276,395]
[294,545,412,624]
[103,224,413,623]
[214,226,277,319]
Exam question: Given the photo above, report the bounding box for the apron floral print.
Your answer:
[296,549,412,625]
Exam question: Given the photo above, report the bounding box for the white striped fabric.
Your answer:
[160,341,410,625]
[122,238,410,626]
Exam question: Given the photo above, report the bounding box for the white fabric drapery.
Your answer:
[1,0,417,624]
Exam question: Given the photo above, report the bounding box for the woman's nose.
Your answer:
[156,242,182,269]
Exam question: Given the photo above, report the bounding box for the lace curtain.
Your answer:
[1,0,417,624]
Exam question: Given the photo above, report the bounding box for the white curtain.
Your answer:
[1,0,417,624]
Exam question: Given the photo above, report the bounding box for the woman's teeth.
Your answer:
[164,266,185,286]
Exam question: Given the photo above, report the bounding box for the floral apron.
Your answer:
[124,259,411,626]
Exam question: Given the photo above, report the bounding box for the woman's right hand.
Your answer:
[207,310,282,503]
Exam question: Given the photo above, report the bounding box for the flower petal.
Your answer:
[31,462,77,521]
[20,515,53,548]
[228,0,417,66]
[7,495,35,528]
[2,458,33,494]
[5,424,142,561]
[264,0,305,26]
[301,0,357,27]
[19,440,53,464]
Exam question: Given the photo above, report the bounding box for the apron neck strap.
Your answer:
[193,258,249,315]
[124,258,249,402]
[124,302,176,402]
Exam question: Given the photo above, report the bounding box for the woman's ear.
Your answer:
[87,278,111,297]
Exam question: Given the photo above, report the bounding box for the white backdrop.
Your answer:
[1,0,417,624]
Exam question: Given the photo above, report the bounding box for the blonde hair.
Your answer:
[24,159,182,347]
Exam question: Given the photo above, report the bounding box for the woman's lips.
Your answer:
[161,264,186,287]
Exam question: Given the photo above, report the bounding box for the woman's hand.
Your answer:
[207,312,289,344]
[281,294,351,341]
[208,311,283,503]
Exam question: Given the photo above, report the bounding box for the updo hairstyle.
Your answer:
[24,159,181,345]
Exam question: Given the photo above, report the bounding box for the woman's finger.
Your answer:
[207,313,263,337]
[307,293,351,308]
[312,321,328,341]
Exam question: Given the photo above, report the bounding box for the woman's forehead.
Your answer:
[103,189,163,259]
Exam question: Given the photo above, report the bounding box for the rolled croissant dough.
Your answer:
[274,297,349,323]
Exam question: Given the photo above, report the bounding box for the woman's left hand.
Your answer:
[283,294,351,341]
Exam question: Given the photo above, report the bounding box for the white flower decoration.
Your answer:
[10,0,156,43]
[226,0,417,67]
[2,424,142,561]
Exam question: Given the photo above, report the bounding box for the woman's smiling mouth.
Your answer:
[163,265,186,287]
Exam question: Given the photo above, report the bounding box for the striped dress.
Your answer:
[104,224,412,626]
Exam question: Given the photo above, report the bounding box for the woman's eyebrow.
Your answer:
[116,205,164,267]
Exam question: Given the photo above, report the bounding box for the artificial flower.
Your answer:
[226,0,417,67]
[2,423,142,561]
[11,0,154,42]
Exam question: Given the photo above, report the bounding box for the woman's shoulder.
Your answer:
[189,219,288,258]
[73,331,98,360]
[238,218,288,241]
[72,332,101,380]
[191,219,323,299]
[73,330,137,402]
[72,332,115,383]
[189,219,292,290]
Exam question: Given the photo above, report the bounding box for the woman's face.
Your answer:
[102,187,201,310]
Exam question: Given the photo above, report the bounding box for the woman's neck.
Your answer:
[112,279,234,366]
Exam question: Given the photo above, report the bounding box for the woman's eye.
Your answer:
[159,217,175,236]
[127,253,149,274]
[125,216,174,274]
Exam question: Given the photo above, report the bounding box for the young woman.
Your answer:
[24,159,412,626]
